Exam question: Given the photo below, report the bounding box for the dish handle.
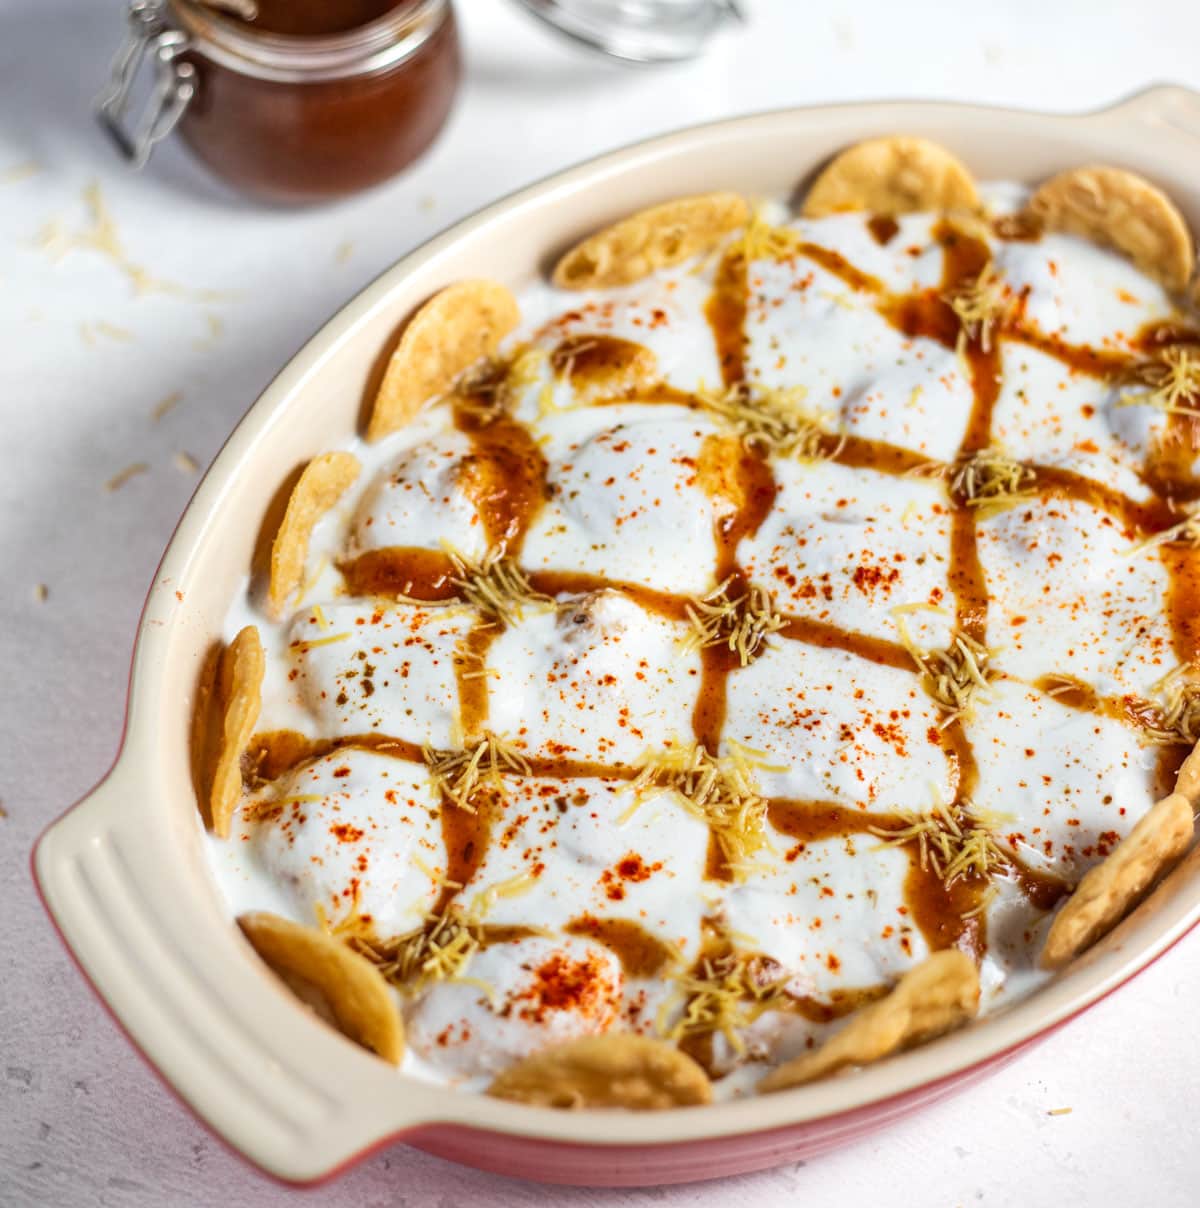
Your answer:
[33,763,442,1184]
[1089,84,1200,141]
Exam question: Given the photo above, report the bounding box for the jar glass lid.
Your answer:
[513,0,744,63]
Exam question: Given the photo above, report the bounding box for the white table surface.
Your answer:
[3,1,1200,1204]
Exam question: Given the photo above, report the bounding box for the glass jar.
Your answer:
[513,0,743,63]
[97,0,461,204]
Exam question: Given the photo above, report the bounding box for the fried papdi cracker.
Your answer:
[239,912,403,1064]
[1026,166,1194,292]
[759,949,980,1091]
[209,626,264,839]
[802,137,980,219]
[1176,742,1200,806]
[268,451,360,618]
[1040,792,1194,970]
[367,281,520,441]
[552,193,750,290]
[488,1033,712,1109]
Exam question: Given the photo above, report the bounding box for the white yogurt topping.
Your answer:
[977,493,1174,699]
[407,935,623,1075]
[289,601,474,747]
[460,776,709,948]
[965,679,1158,883]
[522,405,728,595]
[488,591,700,763]
[741,459,955,650]
[237,748,444,939]
[723,639,953,809]
[350,427,489,560]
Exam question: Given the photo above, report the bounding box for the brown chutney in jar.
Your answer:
[169,0,461,203]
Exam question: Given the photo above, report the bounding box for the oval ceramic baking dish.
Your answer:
[34,85,1200,1189]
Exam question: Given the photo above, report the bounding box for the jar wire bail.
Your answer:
[96,0,197,170]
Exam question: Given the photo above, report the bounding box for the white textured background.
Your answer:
[3,1,1200,1204]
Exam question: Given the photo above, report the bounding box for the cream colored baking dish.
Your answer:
[34,85,1200,1188]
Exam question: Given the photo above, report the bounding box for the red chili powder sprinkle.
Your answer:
[599,852,663,900]
[505,952,615,1024]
